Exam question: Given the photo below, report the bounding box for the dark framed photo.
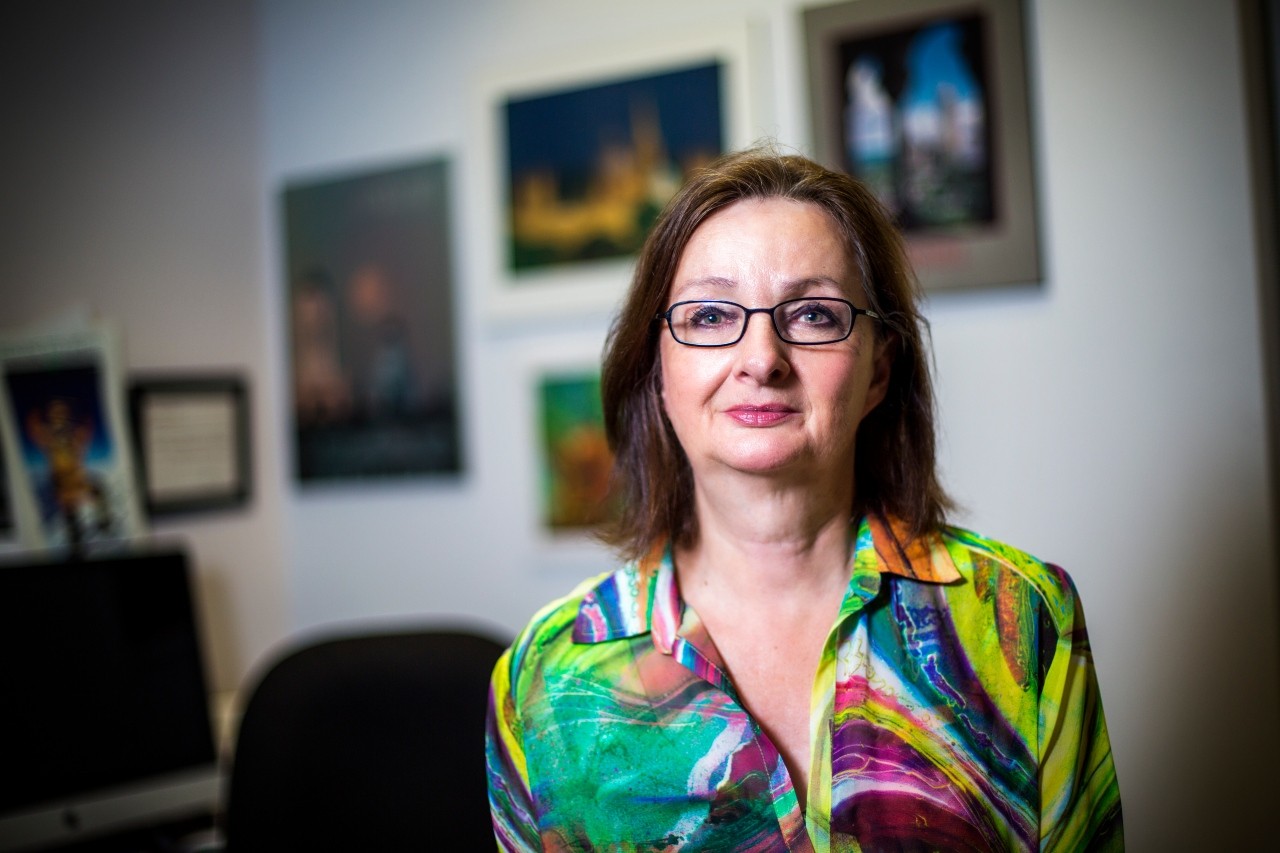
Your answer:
[129,375,250,516]
[805,0,1040,290]
[282,156,462,482]
[478,23,760,321]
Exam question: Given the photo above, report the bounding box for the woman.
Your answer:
[486,149,1123,852]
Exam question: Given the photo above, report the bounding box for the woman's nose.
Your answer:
[734,311,791,383]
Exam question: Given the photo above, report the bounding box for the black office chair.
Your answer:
[222,627,506,851]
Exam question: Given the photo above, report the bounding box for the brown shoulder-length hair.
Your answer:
[599,146,951,561]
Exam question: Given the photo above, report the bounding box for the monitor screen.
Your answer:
[0,547,219,851]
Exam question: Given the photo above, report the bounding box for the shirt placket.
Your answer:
[653,557,837,853]
[807,562,883,853]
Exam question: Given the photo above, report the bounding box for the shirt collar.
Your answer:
[572,514,961,646]
[861,513,961,583]
[571,544,675,646]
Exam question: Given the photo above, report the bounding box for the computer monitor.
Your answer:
[0,547,220,851]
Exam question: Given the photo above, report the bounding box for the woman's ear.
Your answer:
[654,350,668,410]
[861,330,895,419]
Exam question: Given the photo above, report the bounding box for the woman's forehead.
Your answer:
[667,198,861,301]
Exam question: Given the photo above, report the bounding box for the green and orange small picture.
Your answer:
[538,373,617,531]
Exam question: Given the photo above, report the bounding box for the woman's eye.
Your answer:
[688,305,736,326]
[793,304,835,325]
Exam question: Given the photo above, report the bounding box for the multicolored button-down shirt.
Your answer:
[486,516,1123,851]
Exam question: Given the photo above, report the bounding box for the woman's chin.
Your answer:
[714,447,811,477]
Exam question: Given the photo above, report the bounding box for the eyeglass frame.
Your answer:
[656,297,882,348]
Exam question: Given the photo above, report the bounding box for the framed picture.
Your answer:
[282,156,462,482]
[0,324,147,550]
[476,21,763,322]
[536,369,617,534]
[128,375,250,516]
[804,0,1040,290]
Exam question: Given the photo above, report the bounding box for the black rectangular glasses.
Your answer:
[658,298,880,347]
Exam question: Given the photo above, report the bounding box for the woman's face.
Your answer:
[658,197,891,487]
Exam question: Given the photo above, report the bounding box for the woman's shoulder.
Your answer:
[497,568,618,680]
[936,524,1083,636]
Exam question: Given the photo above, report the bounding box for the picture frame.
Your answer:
[534,366,615,536]
[282,156,463,482]
[804,0,1040,290]
[128,375,251,517]
[0,323,147,550]
[475,21,764,322]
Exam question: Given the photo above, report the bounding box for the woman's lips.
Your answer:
[725,404,797,426]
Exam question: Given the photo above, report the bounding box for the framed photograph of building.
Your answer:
[805,0,1040,290]
[505,62,724,274]
[282,156,462,482]
[476,21,763,321]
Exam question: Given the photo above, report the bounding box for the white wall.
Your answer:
[3,0,1277,848]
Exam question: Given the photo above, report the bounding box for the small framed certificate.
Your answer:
[129,375,251,516]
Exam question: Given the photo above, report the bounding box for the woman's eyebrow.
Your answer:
[777,275,846,295]
[670,275,737,299]
[671,275,848,300]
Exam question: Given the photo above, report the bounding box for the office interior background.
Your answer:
[2,0,1278,849]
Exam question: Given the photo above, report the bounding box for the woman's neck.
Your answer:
[675,471,856,609]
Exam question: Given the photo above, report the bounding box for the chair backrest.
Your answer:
[222,627,506,851]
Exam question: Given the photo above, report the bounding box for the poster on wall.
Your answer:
[536,370,616,533]
[283,157,462,482]
[805,0,1040,290]
[0,324,147,550]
